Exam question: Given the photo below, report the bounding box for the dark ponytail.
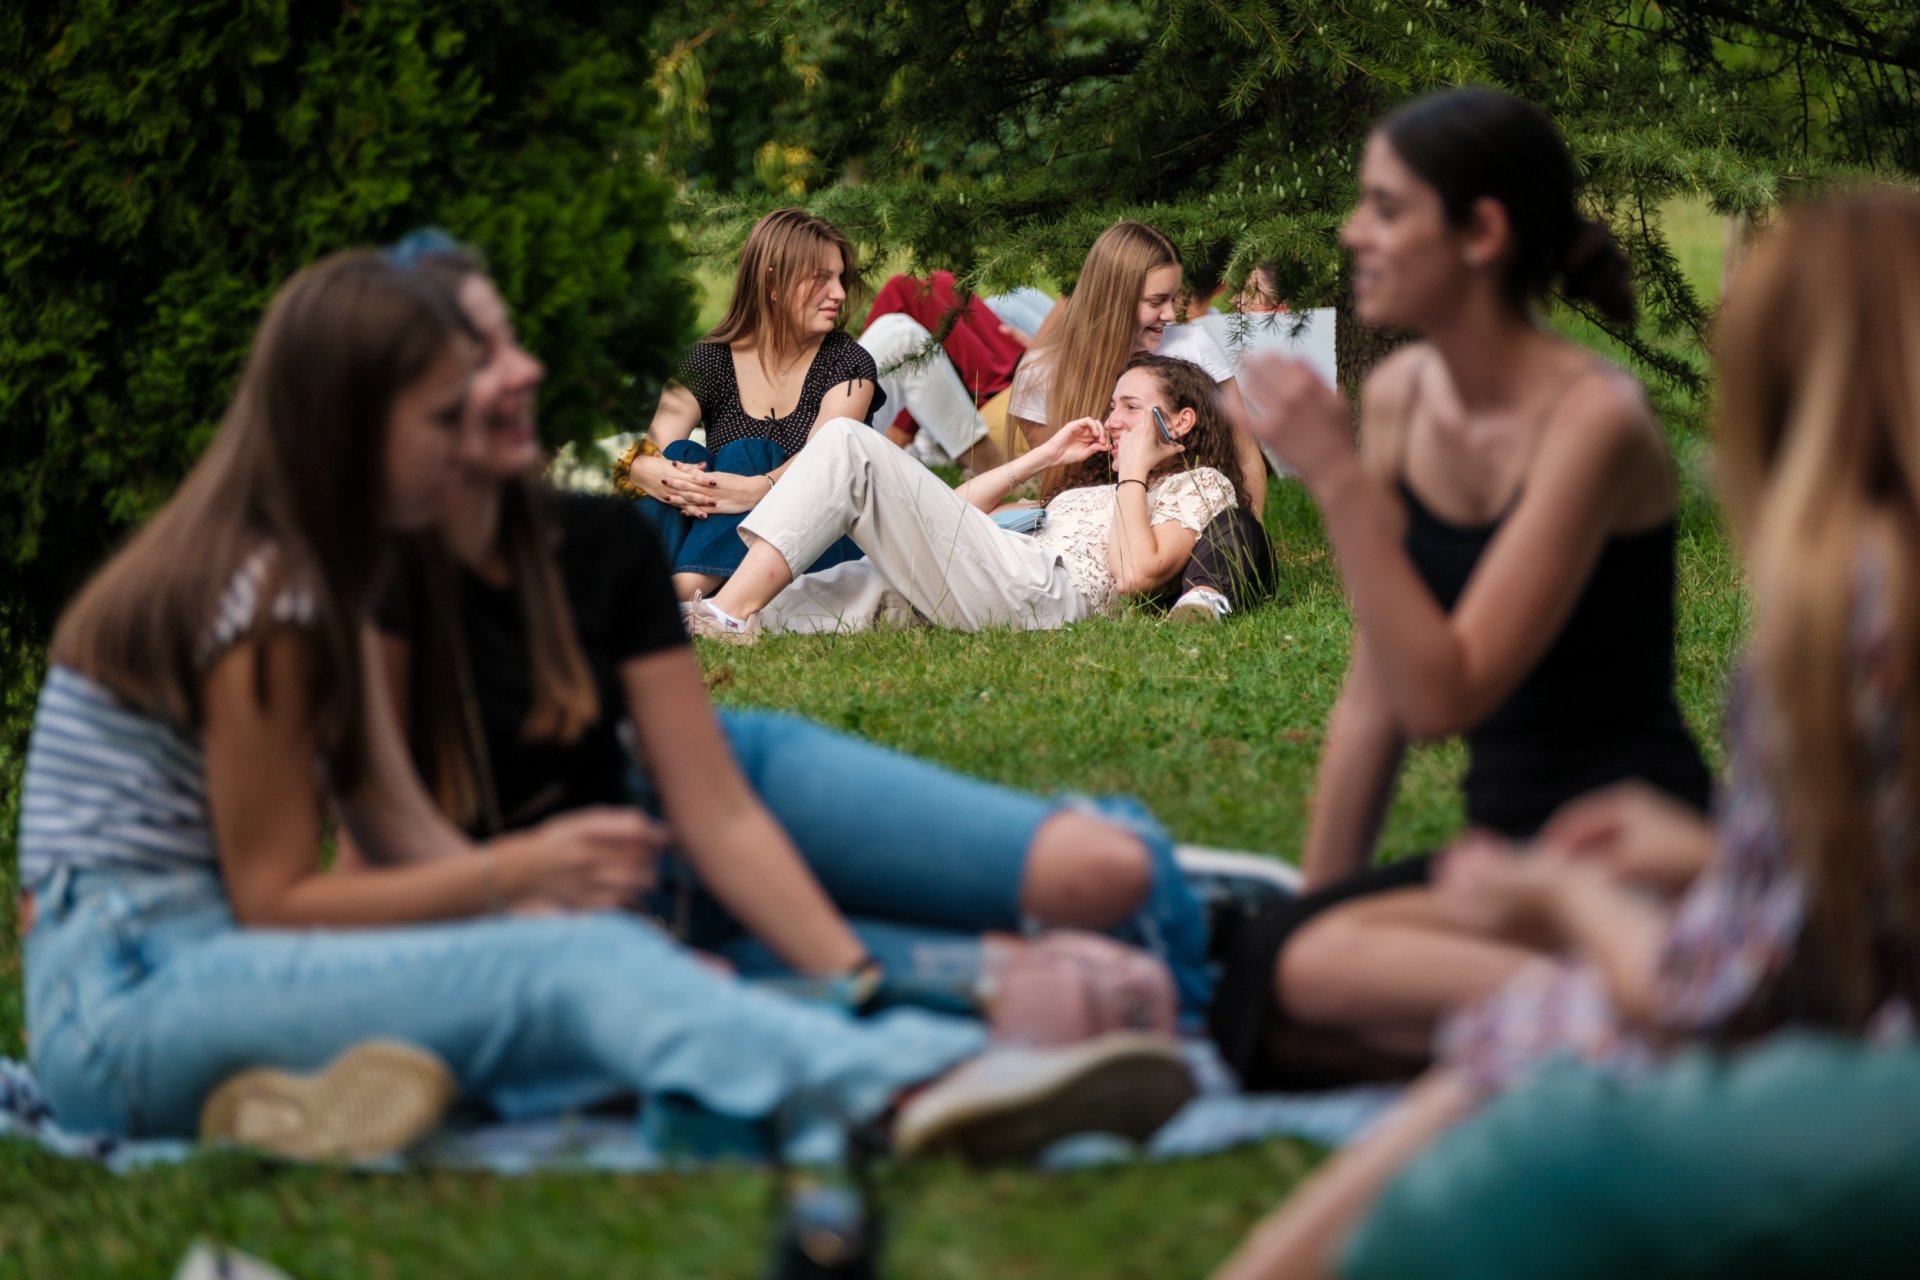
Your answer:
[1380,87,1636,325]
[1561,217,1635,324]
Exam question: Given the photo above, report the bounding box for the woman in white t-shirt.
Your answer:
[1008,221,1275,622]
[681,354,1249,639]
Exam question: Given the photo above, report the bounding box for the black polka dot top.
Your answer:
[676,329,886,455]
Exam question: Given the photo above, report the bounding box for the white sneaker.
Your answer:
[682,591,760,645]
[1167,586,1232,624]
[893,1032,1195,1162]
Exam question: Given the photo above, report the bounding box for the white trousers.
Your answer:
[743,419,1090,634]
[858,313,990,460]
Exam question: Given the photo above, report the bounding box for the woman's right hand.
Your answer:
[1045,416,1112,467]
[492,807,668,913]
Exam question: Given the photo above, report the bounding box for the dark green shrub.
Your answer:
[0,2,697,843]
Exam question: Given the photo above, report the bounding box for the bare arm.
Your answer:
[1298,361,1417,888]
[207,631,656,928]
[622,647,866,976]
[332,632,413,872]
[1548,868,1668,1024]
[954,415,1103,511]
[1105,484,1203,596]
[626,382,707,504]
[1300,637,1408,890]
[1105,417,1205,595]
[1009,414,1051,452]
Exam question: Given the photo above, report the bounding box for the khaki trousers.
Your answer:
[742,419,1090,634]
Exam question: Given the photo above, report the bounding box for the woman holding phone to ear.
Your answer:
[681,354,1246,640]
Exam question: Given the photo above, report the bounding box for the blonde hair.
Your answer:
[1715,189,1920,1024]
[706,209,864,364]
[1032,220,1182,443]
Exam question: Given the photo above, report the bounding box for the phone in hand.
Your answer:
[1152,406,1178,445]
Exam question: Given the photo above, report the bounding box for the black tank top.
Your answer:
[1399,474,1712,837]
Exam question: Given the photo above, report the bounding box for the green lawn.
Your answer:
[0,211,1747,1279]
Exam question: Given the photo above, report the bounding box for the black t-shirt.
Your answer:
[379,492,687,834]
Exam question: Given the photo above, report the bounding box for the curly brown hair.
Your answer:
[1042,353,1253,509]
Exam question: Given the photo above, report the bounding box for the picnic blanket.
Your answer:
[0,1044,1398,1175]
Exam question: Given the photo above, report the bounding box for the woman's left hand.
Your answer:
[1228,352,1353,489]
[664,469,774,516]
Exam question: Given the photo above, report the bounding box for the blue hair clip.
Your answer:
[383,226,464,270]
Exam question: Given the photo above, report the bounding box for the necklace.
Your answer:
[758,336,819,388]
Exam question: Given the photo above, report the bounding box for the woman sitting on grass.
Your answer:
[345,235,1213,1018]
[615,208,882,600]
[1215,186,1920,1280]
[1206,86,1710,1092]
[680,353,1246,641]
[14,249,1194,1165]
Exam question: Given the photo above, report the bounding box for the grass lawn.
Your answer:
[0,211,1747,1279]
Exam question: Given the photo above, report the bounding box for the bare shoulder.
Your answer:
[1552,362,1668,470]
[1535,360,1675,526]
[1355,342,1433,475]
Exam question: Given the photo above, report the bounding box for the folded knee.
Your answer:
[1021,814,1154,928]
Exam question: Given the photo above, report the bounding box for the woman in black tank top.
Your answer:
[1207,88,1711,1093]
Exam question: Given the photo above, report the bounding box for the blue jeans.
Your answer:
[636,439,862,580]
[652,710,1212,1016]
[24,862,983,1151]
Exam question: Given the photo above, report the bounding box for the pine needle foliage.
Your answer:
[654,1,1915,383]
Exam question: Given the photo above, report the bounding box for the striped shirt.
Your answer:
[17,550,314,884]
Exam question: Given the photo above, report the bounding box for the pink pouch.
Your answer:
[978,932,1178,1046]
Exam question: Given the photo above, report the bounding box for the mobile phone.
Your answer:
[1151,406,1177,445]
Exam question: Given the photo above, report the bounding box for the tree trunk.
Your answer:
[1333,269,1412,396]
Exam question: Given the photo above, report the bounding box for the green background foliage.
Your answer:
[0,0,699,796]
[653,0,1916,387]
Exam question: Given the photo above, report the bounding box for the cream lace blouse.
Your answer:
[1030,467,1238,613]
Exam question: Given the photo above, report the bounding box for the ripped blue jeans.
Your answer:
[661,710,1213,1016]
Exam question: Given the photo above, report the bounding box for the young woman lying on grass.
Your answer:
[1206,87,1710,1092]
[1215,186,1920,1280]
[680,354,1248,641]
[1009,219,1275,622]
[15,249,1194,1165]
[339,235,1214,1024]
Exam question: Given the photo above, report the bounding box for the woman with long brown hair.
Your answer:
[1008,220,1276,621]
[616,208,883,600]
[14,248,1197,1164]
[1212,184,1920,1280]
[682,353,1247,639]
